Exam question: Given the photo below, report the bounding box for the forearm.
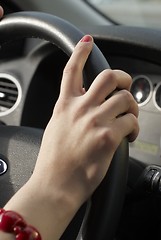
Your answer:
[2,177,78,240]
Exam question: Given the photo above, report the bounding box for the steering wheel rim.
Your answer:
[0,12,129,240]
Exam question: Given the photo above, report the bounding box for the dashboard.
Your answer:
[107,55,161,167]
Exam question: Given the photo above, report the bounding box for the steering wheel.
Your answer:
[0,12,128,240]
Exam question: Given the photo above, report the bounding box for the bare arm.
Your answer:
[1,35,139,240]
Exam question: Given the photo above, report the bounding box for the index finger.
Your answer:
[60,35,93,97]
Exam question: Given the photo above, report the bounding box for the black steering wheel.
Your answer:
[0,12,128,240]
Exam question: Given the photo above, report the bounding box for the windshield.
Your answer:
[85,0,161,29]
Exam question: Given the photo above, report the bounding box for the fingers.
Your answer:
[98,89,139,142]
[100,89,139,120]
[59,35,139,144]
[0,6,4,18]
[113,113,139,143]
[85,69,132,105]
[83,67,139,142]
[60,35,93,97]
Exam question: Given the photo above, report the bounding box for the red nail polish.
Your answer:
[80,35,92,42]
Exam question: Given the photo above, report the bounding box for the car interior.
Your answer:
[0,0,161,239]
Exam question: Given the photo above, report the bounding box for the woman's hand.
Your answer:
[34,35,139,206]
[4,35,139,240]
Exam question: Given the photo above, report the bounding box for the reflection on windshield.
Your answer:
[86,0,161,29]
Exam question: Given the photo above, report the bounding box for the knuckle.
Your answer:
[91,116,99,128]
[121,90,139,117]
[127,113,140,141]
[87,115,100,129]
[98,128,118,150]
[121,70,132,85]
[114,69,132,84]
[63,63,79,75]
[103,69,116,81]
[128,112,136,123]
[133,99,139,117]
[122,89,133,102]
[104,69,117,87]
[127,73,133,85]
[129,113,139,130]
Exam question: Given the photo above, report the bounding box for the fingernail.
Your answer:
[80,35,92,43]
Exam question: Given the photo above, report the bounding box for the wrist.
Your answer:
[4,177,78,240]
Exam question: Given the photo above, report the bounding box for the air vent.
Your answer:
[0,73,22,116]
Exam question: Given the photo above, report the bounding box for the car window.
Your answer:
[84,0,161,29]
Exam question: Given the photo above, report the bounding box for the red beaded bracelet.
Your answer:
[0,208,41,240]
